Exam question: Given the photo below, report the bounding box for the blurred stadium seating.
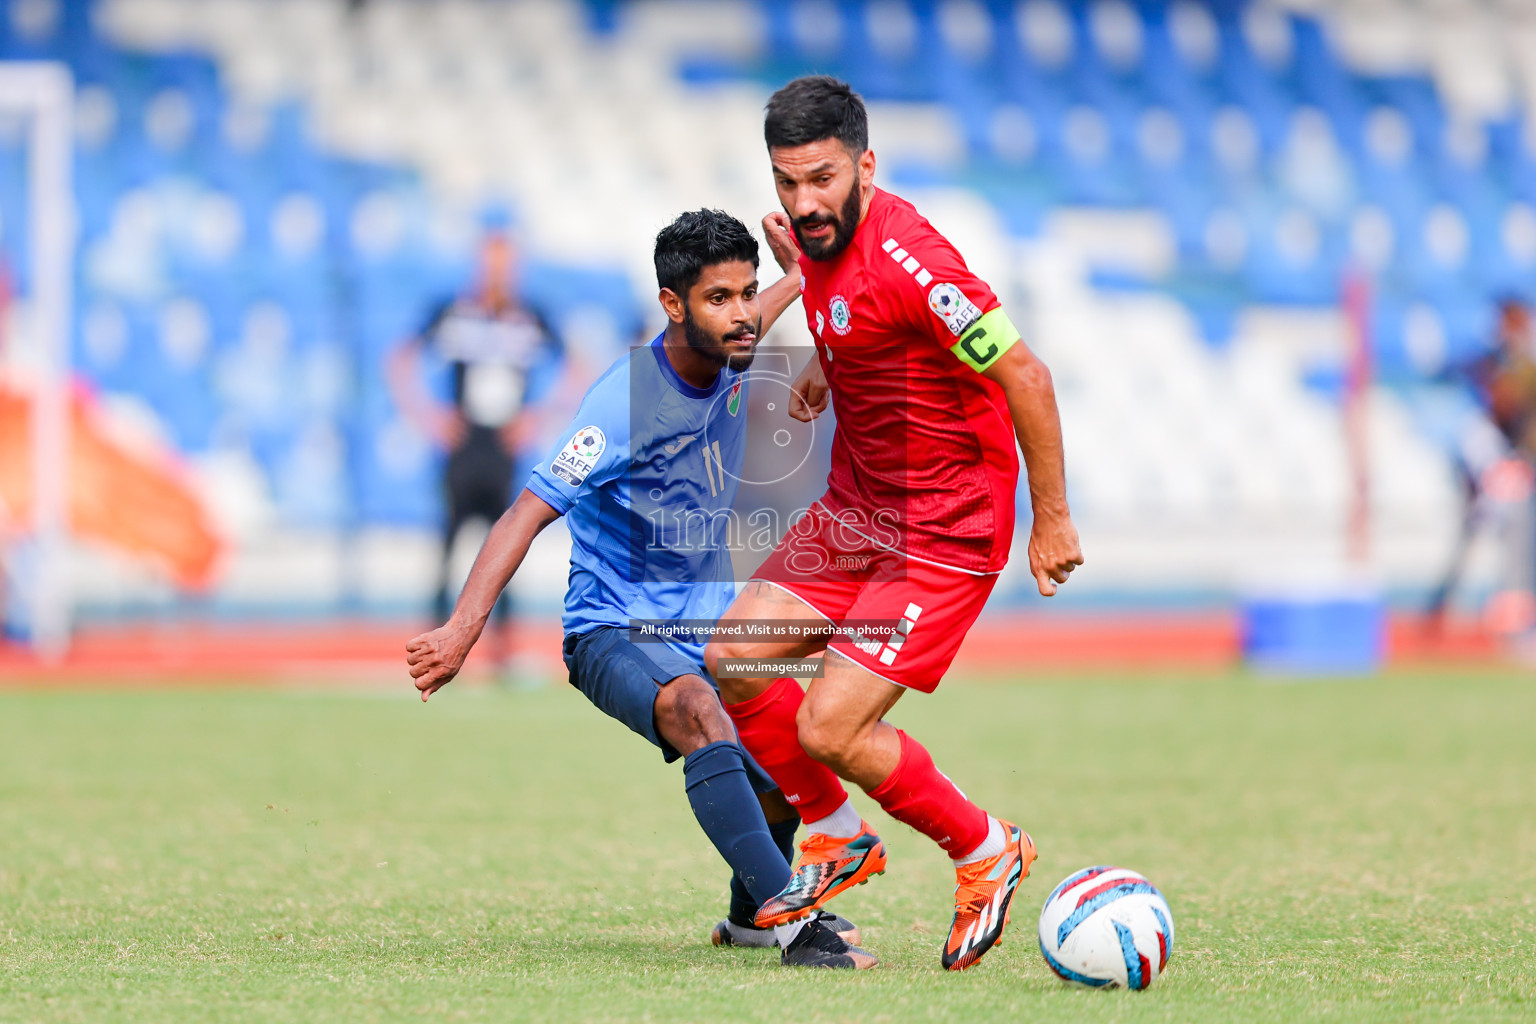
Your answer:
[3,0,1533,622]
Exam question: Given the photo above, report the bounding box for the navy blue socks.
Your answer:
[683,741,792,913]
[769,814,801,865]
[730,813,800,925]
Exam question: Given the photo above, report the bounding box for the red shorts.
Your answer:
[751,506,999,693]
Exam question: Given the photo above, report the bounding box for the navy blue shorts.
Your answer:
[563,626,779,793]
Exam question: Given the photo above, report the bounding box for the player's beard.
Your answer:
[683,304,759,372]
[792,178,863,262]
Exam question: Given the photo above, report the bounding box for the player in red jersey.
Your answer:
[703,77,1083,971]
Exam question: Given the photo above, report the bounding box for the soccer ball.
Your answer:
[1037,866,1174,990]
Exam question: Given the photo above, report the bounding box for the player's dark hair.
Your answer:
[653,209,759,296]
[764,75,868,155]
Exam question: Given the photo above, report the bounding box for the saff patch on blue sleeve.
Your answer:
[551,426,606,485]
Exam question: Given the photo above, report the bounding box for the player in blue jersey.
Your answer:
[404,210,875,969]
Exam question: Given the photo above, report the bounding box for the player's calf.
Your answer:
[794,655,908,789]
[795,712,899,790]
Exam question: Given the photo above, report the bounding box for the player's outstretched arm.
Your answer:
[758,270,803,340]
[405,489,563,701]
[981,342,1084,596]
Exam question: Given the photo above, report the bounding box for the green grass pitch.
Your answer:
[2,669,1533,1022]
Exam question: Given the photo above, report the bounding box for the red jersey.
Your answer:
[798,187,1022,575]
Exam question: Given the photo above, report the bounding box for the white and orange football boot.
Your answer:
[941,821,1036,971]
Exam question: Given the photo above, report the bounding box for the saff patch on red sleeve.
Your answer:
[927,283,983,337]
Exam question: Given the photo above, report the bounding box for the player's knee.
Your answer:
[796,716,857,773]
[702,640,732,679]
[716,675,758,706]
[655,675,732,746]
[705,641,751,703]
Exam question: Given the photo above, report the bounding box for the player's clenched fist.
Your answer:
[1028,513,1084,597]
[762,211,802,274]
[405,622,478,702]
[789,357,829,423]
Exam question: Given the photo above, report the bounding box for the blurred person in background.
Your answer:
[1478,299,1536,453]
[387,212,566,681]
[1428,296,1536,626]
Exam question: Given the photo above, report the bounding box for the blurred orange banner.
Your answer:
[0,382,224,588]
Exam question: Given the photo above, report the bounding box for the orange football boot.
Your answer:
[753,820,888,928]
[941,821,1036,971]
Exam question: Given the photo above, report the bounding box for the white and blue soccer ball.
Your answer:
[1037,866,1174,990]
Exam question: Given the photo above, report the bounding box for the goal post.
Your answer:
[0,62,74,662]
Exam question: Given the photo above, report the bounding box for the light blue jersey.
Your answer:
[526,334,749,667]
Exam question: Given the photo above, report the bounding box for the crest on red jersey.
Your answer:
[829,295,852,336]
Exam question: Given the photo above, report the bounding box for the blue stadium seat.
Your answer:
[522,263,640,336]
[1242,202,1346,305]
[270,416,351,527]
[144,366,219,452]
[1369,76,1445,159]
[1368,295,1431,383]
[1434,292,1495,370]
[1214,51,1294,157]
[1166,267,1246,345]
[0,1,72,60]
[1146,168,1222,257]
[1485,115,1536,201]
[9,0,1524,537]
[74,298,142,390]
[1370,287,1487,381]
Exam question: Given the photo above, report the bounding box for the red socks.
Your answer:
[868,729,989,856]
[727,683,989,857]
[724,678,849,823]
